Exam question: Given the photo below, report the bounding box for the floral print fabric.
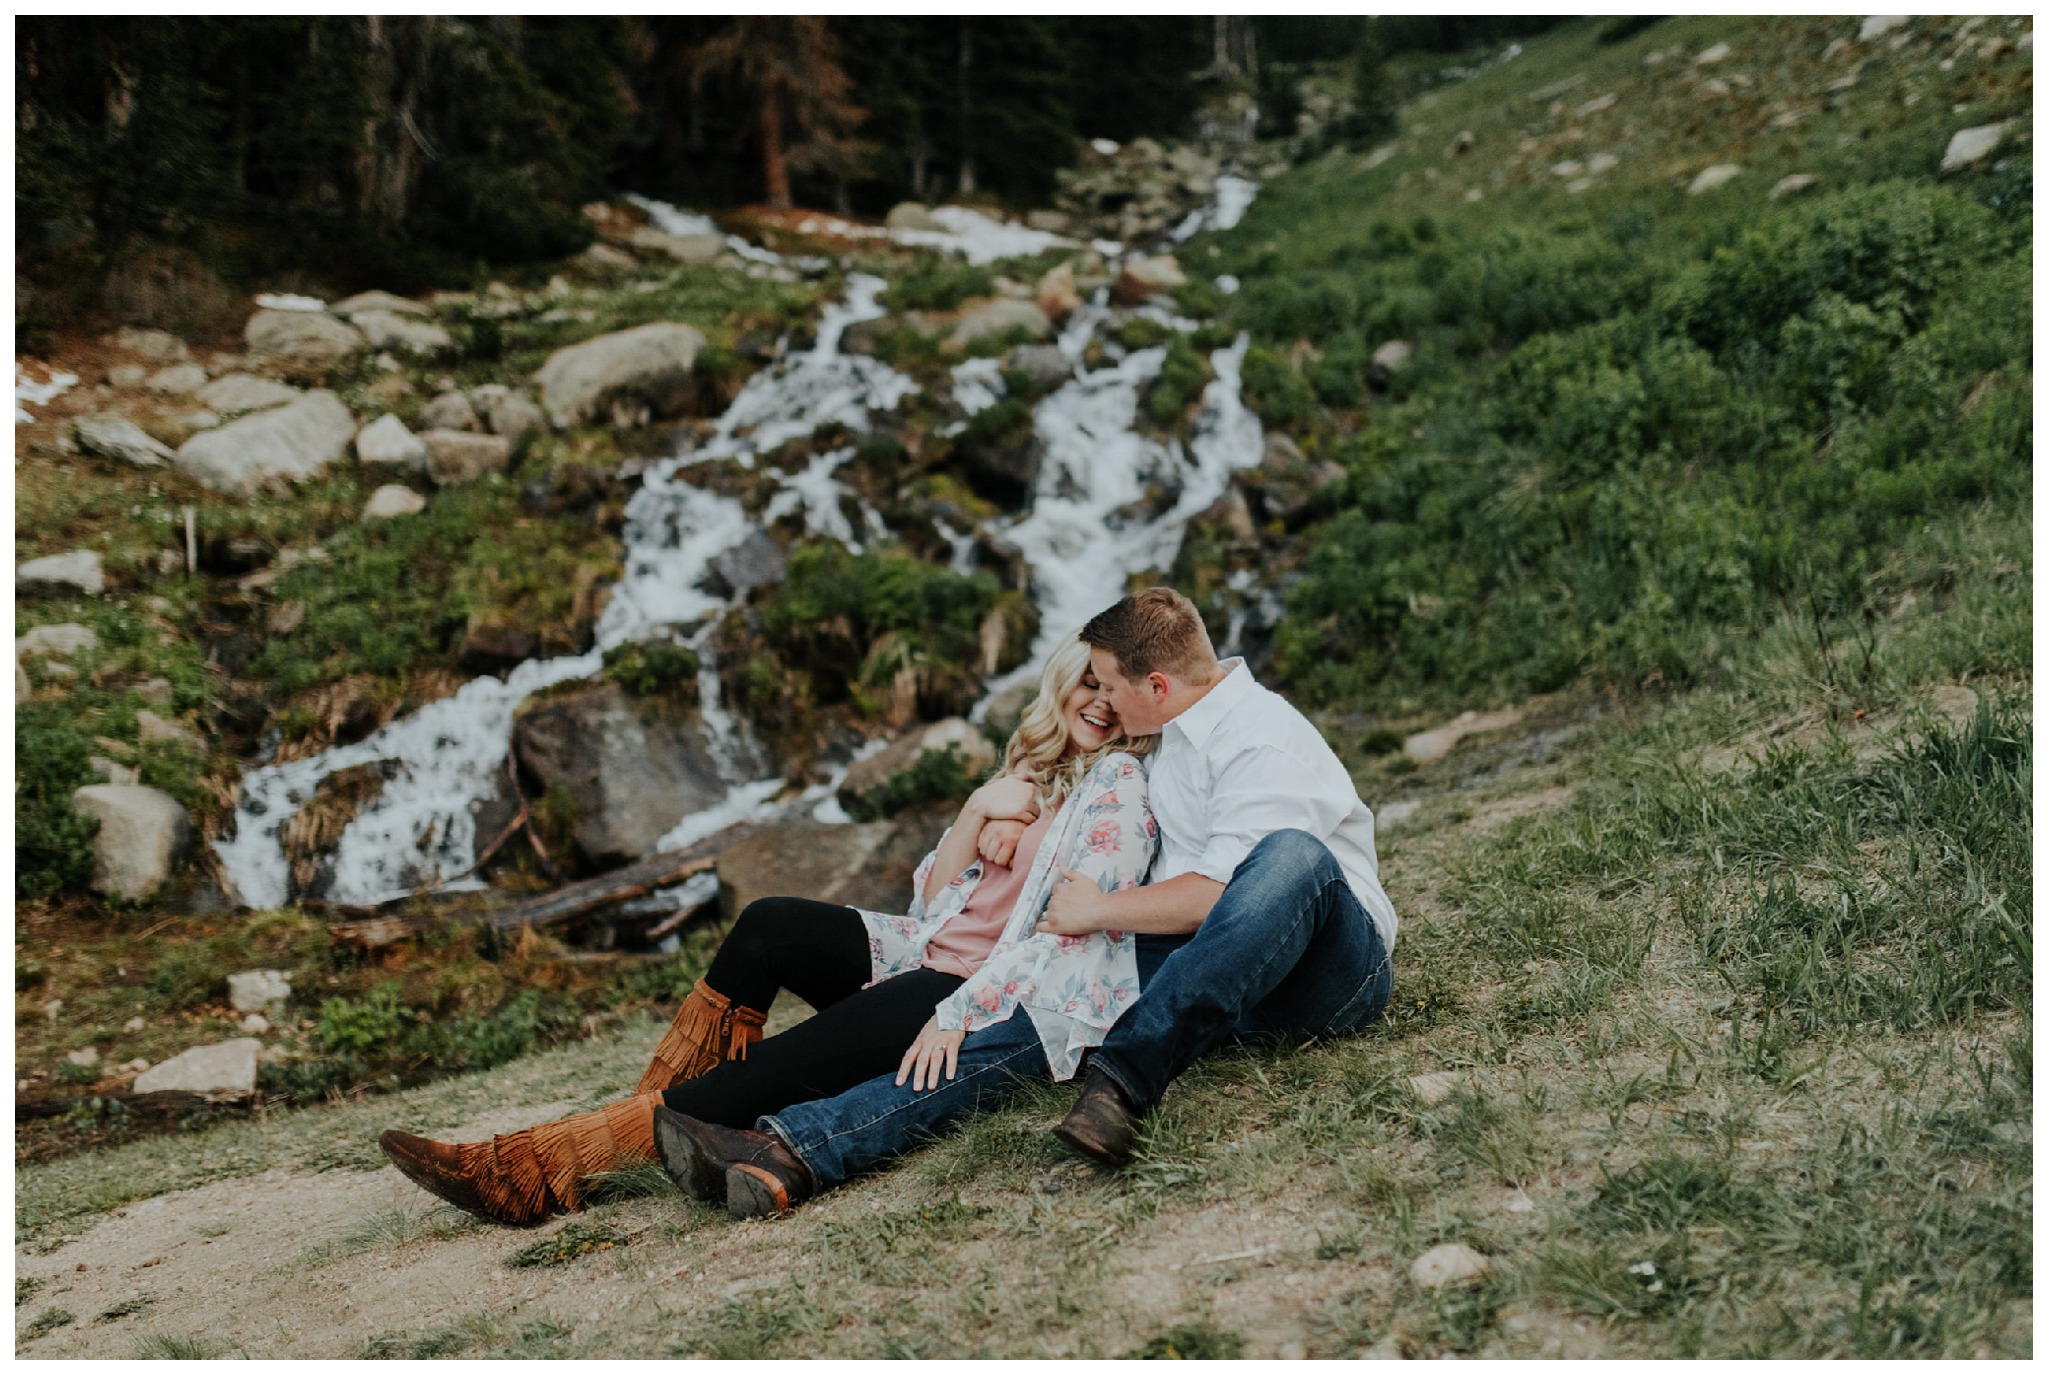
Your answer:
[855,752,1158,1081]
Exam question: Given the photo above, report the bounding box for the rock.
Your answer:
[351,309,452,357]
[1687,164,1742,195]
[17,661,31,699]
[1551,159,1586,179]
[421,389,481,431]
[421,429,512,485]
[266,600,306,636]
[123,1016,146,1033]
[364,374,413,407]
[1111,255,1188,305]
[137,708,205,753]
[1035,262,1084,323]
[580,242,639,273]
[1770,173,1819,199]
[629,227,726,264]
[1004,343,1074,390]
[715,814,935,922]
[512,681,729,868]
[945,299,1053,354]
[145,363,209,396]
[243,308,366,378]
[699,529,788,598]
[175,391,355,495]
[168,410,221,441]
[239,1013,270,1034]
[468,384,546,440]
[534,322,705,429]
[886,202,944,232]
[1192,487,1257,542]
[108,363,150,388]
[132,1038,260,1100]
[91,756,141,787]
[17,550,106,598]
[17,623,99,661]
[1447,129,1476,155]
[1587,152,1619,175]
[353,413,429,472]
[196,372,297,415]
[333,289,431,318]
[1410,1242,1491,1289]
[1404,706,1526,765]
[43,999,62,1022]
[66,1046,100,1068]
[1941,121,2011,171]
[364,484,427,520]
[226,969,292,1013]
[1858,15,1908,42]
[70,784,192,901]
[1024,209,1072,233]
[1368,339,1416,391]
[980,682,1035,738]
[135,677,174,708]
[110,327,190,363]
[1574,93,1618,118]
[1241,433,1345,527]
[459,613,537,674]
[1693,41,1732,64]
[73,414,175,467]
[838,718,999,819]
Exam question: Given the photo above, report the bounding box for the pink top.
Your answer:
[920,810,1055,979]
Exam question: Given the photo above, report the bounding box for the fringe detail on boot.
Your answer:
[635,978,769,1094]
[485,1093,661,1218]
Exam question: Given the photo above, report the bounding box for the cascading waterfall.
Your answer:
[215,180,1261,913]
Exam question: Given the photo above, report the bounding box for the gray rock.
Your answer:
[1941,121,2011,171]
[886,202,944,232]
[421,429,512,485]
[1693,41,1732,64]
[74,414,175,467]
[108,363,150,388]
[175,391,356,495]
[110,327,190,363]
[534,322,706,429]
[354,413,428,471]
[1025,208,1073,233]
[469,384,546,440]
[239,1013,271,1034]
[1240,433,1345,528]
[1858,15,1908,41]
[700,529,788,598]
[226,969,291,1014]
[1369,339,1416,390]
[135,677,174,708]
[579,242,639,273]
[145,363,209,396]
[838,718,998,819]
[132,1038,260,1099]
[196,372,297,416]
[16,627,97,663]
[1408,1070,1467,1105]
[946,299,1053,353]
[1004,344,1074,390]
[1111,255,1188,305]
[70,784,191,901]
[243,309,366,378]
[1687,164,1742,195]
[66,1046,100,1068]
[629,227,726,264]
[980,682,1035,738]
[716,813,936,923]
[333,290,430,318]
[168,410,221,441]
[421,389,481,432]
[1410,1242,1491,1289]
[17,550,105,598]
[137,708,206,753]
[1770,173,1819,199]
[512,681,729,868]
[364,484,428,520]
[352,309,453,357]
[90,756,141,787]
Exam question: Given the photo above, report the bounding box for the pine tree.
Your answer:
[692,17,868,210]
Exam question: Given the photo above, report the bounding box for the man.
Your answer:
[654,587,1397,1215]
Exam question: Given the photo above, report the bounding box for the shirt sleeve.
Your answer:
[1188,743,1349,886]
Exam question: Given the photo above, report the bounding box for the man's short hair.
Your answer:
[1079,588,1218,682]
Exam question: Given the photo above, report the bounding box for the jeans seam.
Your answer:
[774,1038,1046,1172]
[1316,945,1394,1038]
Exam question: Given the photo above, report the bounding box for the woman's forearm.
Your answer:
[922,799,989,905]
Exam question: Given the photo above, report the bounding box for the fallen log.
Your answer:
[15,1088,239,1123]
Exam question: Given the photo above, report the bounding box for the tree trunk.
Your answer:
[760,71,791,208]
[956,22,975,196]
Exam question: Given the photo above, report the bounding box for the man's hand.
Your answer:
[969,774,1039,824]
[896,1016,966,1092]
[1037,867,1112,937]
[977,816,1028,867]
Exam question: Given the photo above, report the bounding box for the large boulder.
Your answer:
[715,813,938,922]
[534,322,706,429]
[699,529,788,598]
[421,429,512,485]
[74,414,173,467]
[16,550,105,598]
[1112,254,1188,305]
[838,718,999,820]
[512,681,728,869]
[352,309,452,357]
[1235,433,1346,528]
[243,308,366,379]
[354,413,429,472]
[71,783,191,901]
[469,384,546,440]
[175,391,356,495]
[629,227,726,264]
[945,299,1053,354]
[196,372,298,416]
[1941,120,2011,172]
[17,622,98,661]
[133,1038,260,1100]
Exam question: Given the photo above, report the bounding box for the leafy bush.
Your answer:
[883,259,994,312]
[1147,334,1211,424]
[843,744,981,823]
[316,981,411,1057]
[15,707,99,900]
[1240,346,1316,430]
[602,640,700,698]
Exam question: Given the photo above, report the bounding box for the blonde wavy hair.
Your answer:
[1003,631,1155,809]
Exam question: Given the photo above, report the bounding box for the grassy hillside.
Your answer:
[1188,14,2030,713]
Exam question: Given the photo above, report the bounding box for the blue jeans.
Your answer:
[765,829,1394,1189]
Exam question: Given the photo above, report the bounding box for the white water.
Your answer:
[216,177,1264,910]
[889,205,1078,265]
[15,363,77,423]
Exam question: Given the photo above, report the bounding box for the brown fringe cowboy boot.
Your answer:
[634,977,767,1095]
[379,1091,662,1226]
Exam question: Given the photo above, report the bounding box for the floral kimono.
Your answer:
[854,752,1158,1081]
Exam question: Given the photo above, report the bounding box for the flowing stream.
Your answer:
[215,182,1262,911]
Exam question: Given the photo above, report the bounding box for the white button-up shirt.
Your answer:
[1147,658,1398,950]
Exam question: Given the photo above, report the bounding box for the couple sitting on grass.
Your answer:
[382,587,1398,1224]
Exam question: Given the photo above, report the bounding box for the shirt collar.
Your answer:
[1165,657,1253,750]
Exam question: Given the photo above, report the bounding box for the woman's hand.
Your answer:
[969,773,1039,824]
[896,1016,966,1092]
[977,816,1028,867]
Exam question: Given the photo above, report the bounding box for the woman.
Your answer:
[379,631,1156,1225]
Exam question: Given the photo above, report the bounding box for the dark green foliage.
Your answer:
[602,640,701,698]
[1131,1323,1246,1359]
[312,981,580,1085]
[15,707,101,901]
[1240,346,1315,430]
[1147,334,1212,424]
[843,744,979,823]
[883,259,994,313]
[767,544,997,658]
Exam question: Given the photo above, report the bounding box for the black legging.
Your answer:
[662,896,964,1128]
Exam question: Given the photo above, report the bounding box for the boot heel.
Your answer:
[726,1163,793,1219]
[653,1106,720,1202]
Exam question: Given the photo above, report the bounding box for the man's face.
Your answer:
[1088,647,1167,736]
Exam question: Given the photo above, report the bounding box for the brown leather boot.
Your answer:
[635,978,768,1095]
[1051,1066,1142,1167]
[380,1091,661,1226]
[652,1106,813,1216]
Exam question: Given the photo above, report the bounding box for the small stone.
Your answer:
[195,372,297,416]
[66,1047,100,1068]
[354,413,429,471]
[364,484,428,520]
[132,1038,260,1099]
[1858,15,1908,42]
[107,363,149,388]
[123,1016,146,1033]
[109,327,190,363]
[145,363,209,396]
[227,969,292,1013]
[1505,1193,1536,1213]
[886,202,944,232]
[136,708,205,753]
[16,550,106,598]
[1698,78,1732,99]
[333,289,432,319]
[1410,1242,1492,1289]
[1941,121,2011,171]
[1693,41,1731,63]
[1688,164,1742,195]
[43,999,64,1022]
[421,429,512,485]
[265,600,305,636]
[17,661,31,699]
[468,384,546,440]
[1771,173,1819,199]
[420,389,480,432]
[91,756,141,787]
[1551,159,1585,178]
[17,623,98,660]
[74,414,174,467]
[238,1013,270,1035]
[352,309,453,357]
[1111,255,1187,305]
[120,1058,150,1074]
[1587,152,1618,175]
[135,678,174,708]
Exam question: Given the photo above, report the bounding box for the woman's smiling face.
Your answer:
[1060,667,1121,756]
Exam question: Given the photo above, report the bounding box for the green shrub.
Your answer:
[602,640,700,698]
[1241,346,1316,429]
[15,707,99,901]
[843,744,981,823]
[316,981,412,1057]
[884,259,993,312]
[1147,334,1212,424]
